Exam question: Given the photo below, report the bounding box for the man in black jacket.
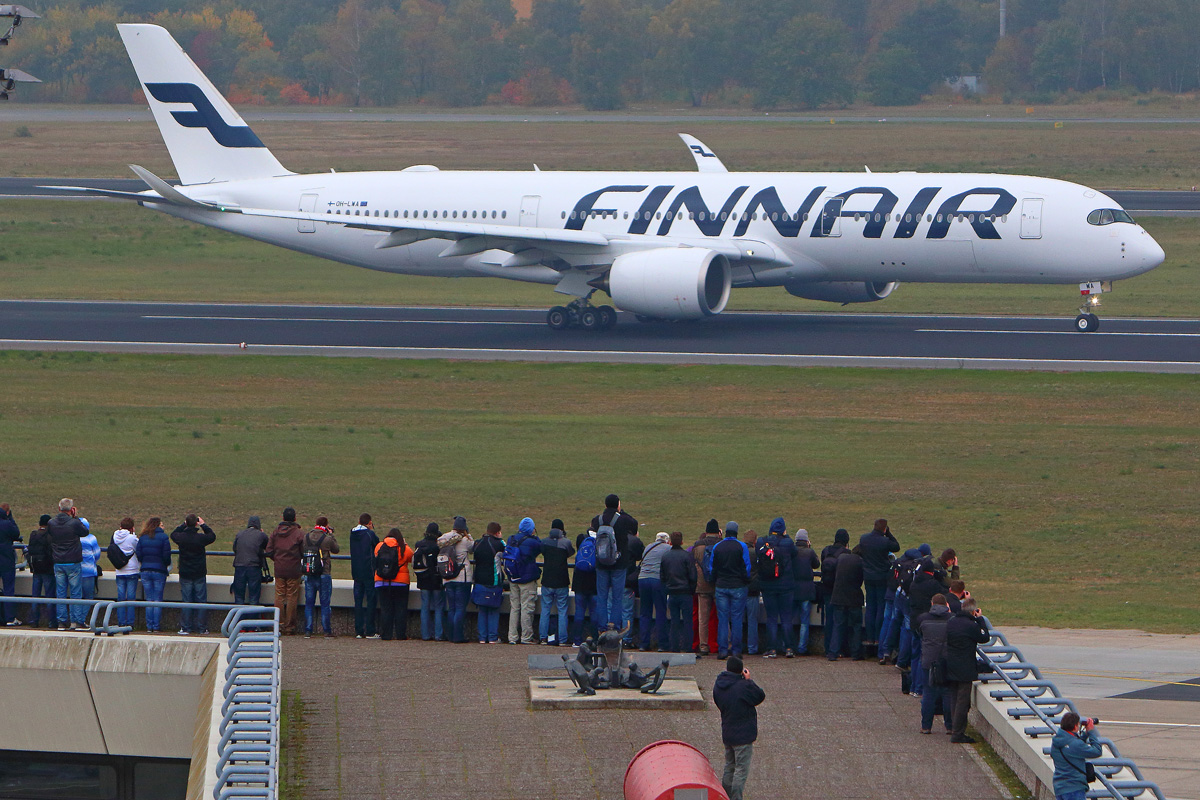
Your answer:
[48,498,88,630]
[661,532,696,653]
[858,518,900,656]
[757,517,797,658]
[349,513,379,639]
[0,504,22,626]
[707,522,751,658]
[171,514,217,634]
[26,515,55,627]
[712,656,766,800]
[792,530,821,654]
[819,529,850,626]
[414,522,445,641]
[827,545,865,661]
[590,494,638,632]
[539,521,575,645]
[906,562,944,697]
[944,598,991,743]
[918,594,954,734]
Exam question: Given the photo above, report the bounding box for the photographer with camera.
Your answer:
[1051,712,1103,800]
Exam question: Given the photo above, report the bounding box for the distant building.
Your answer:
[946,75,986,96]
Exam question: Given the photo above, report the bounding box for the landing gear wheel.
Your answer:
[597,305,617,330]
[579,308,601,331]
[547,306,570,330]
[1074,313,1100,333]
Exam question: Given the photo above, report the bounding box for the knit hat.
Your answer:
[552,519,565,531]
[453,516,468,532]
[655,531,670,543]
[919,543,932,557]
[39,514,51,526]
[769,517,786,535]
[725,521,739,536]
[726,655,744,674]
[705,519,720,534]
[834,528,849,545]
[904,548,921,560]
[247,515,261,529]
[794,529,810,544]
[425,522,440,537]
[519,517,535,535]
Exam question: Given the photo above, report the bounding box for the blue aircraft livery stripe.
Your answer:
[145,82,265,148]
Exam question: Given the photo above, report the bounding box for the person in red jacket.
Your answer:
[374,529,413,641]
[267,507,305,635]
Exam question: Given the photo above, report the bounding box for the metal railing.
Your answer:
[7,596,280,800]
[977,628,1166,800]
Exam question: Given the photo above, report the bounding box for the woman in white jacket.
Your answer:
[112,517,140,628]
[437,516,475,643]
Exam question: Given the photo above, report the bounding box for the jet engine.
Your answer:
[785,280,899,305]
[605,248,731,320]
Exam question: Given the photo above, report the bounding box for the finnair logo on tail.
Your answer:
[145,82,265,148]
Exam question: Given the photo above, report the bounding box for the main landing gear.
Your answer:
[1074,281,1110,333]
[546,296,617,331]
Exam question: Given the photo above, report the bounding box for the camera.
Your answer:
[1088,717,1100,726]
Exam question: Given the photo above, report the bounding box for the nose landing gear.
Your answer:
[1074,281,1110,333]
[546,295,617,331]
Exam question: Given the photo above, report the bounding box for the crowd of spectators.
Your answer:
[1,494,991,738]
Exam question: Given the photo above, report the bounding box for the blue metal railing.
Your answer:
[977,629,1166,800]
[8,597,279,800]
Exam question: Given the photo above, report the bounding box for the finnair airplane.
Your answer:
[66,24,1165,332]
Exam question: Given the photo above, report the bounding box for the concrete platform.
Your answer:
[528,677,705,710]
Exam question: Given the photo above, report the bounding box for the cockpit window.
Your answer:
[1087,208,1135,226]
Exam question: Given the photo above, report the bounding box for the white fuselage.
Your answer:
[161,169,1164,289]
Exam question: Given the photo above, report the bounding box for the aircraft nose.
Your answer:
[1138,229,1166,270]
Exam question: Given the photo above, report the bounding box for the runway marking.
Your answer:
[1100,720,1200,728]
[918,328,1200,337]
[1044,670,1200,688]
[142,315,542,325]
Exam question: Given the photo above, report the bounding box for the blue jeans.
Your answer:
[1056,792,1087,800]
[886,592,906,652]
[572,592,596,645]
[445,582,470,642]
[910,634,925,694]
[232,565,262,605]
[140,571,166,630]
[539,586,569,643]
[116,575,139,627]
[81,576,95,600]
[898,604,915,667]
[623,588,636,643]
[637,578,667,649]
[864,580,887,644]
[760,589,793,653]
[304,574,333,634]
[420,588,446,640]
[54,563,84,626]
[795,599,813,652]
[667,593,691,652]
[827,604,863,659]
[29,572,56,625]
[353,580,377,637]
[0,568,15,624]
[879,592,895,652]
[744,594,760,654]
[595,568,625,631]
[921,674,955,731]
[180,576,208,632]
[479,606,501,643]
[714,586,748,656]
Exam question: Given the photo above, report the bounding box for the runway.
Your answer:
[0,300,1196,372]
[2,178,1197,216]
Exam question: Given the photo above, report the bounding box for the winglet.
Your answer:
[679,134,728,173]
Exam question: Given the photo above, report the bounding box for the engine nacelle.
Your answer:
[606,248,731,320]
[785,280,899,305]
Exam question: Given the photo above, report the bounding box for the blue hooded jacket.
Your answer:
[506,519,542,584]
[136,528,172,574]
[1051,726,1103,796]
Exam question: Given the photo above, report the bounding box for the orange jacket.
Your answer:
[373,538,413,585]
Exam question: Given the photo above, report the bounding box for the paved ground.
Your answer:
[281,638,1007,800]
[1005,627,1200,800]
[1,300,1197,373]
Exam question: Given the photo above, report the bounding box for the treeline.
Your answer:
[9,0,1200,109]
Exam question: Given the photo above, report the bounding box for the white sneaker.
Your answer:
[178,629,190,635]
[355,634,364,639]
[6,619,22,627]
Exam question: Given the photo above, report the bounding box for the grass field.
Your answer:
[1,351,1196,632]
[3,117,1200,187]
[1,200,1196,317]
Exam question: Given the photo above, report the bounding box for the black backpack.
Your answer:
[412,541,437,576]
[757,538,780,580]
[375,541,401,582]
[107,537,132,569]
[301,532,328,578]
[28,532,53,573]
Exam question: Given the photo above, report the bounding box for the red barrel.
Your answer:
[623,740,729,800]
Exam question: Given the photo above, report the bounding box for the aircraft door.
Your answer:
[520,195,540,227]
[298,193,318,233]
[816,196,843,237]
[1020,198,1043,239]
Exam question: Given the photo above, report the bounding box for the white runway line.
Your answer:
[141,315,542,325]
[918,328,1200,337]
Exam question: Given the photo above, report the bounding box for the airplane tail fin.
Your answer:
[117,23,291,185]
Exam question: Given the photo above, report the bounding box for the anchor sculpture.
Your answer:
[562,623,668,695]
